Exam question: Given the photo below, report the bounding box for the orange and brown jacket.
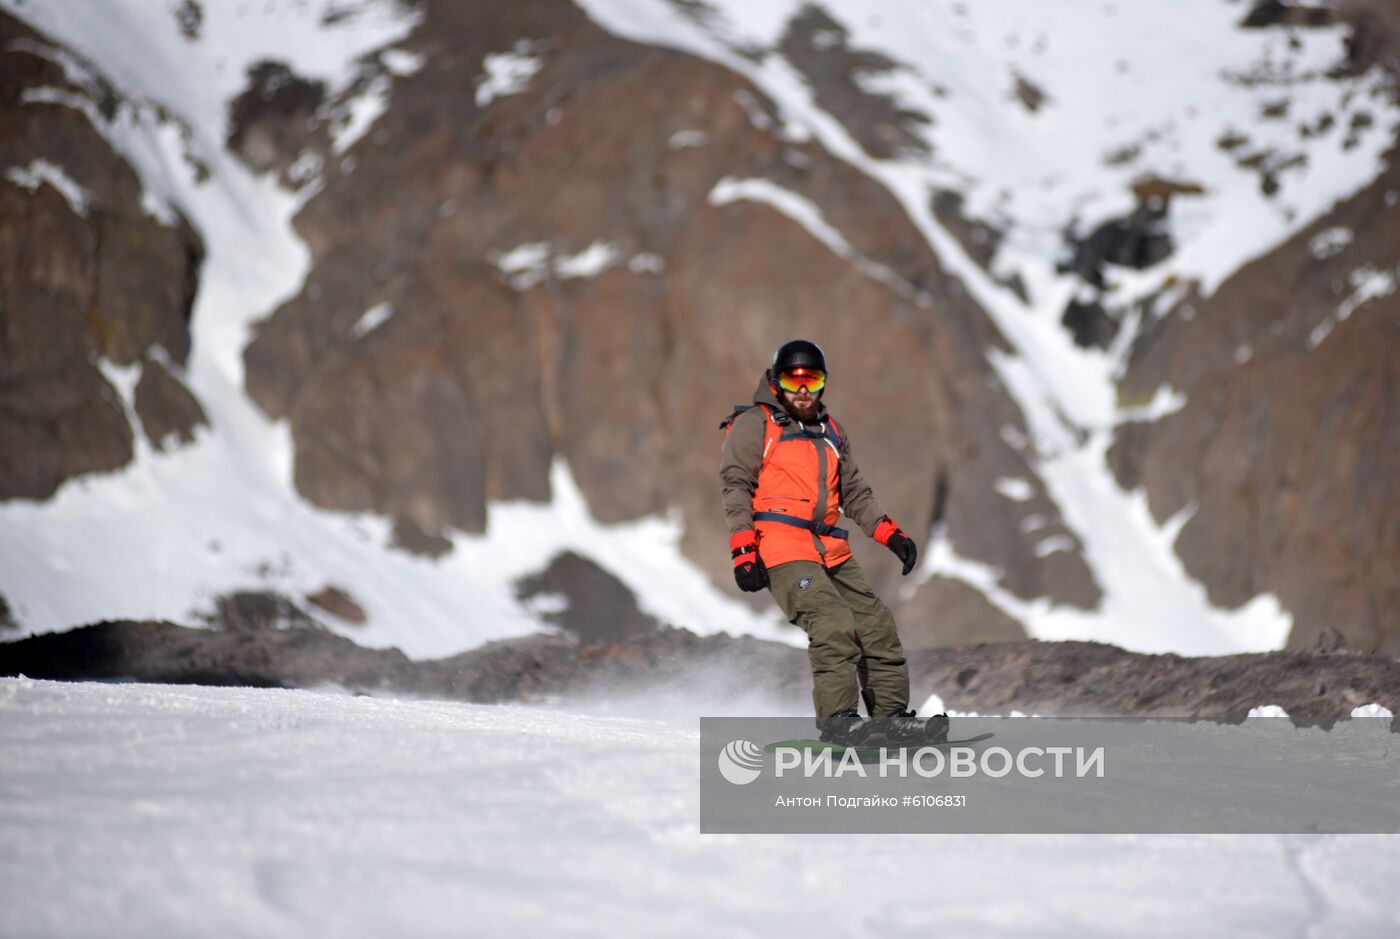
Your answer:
[720,372,888,569]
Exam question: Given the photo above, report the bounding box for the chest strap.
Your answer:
[753,512,849,540]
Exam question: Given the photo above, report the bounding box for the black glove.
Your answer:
[734,557,769,592]
[875,518,918,576]
[730,530,769,592]
[887,532,918,576]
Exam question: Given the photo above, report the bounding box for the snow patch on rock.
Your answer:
[1350,703,1393,718]
[1033,534,1076,559]
[709,176,925,302]
[380,47,424,77]
[4,159,91,215]
[1117,384,1188,423]
[475,42,543,108]
[555,241,622,279]
[1308,226,1353,260]
[1307,265,1397,349]
[1248,704,1291,718]
[331,73,392,155]
[668,128,708,149]
[489,241,628,289]
[351,302,393,339]
[994,477,1034,502]
[628,252,666,274]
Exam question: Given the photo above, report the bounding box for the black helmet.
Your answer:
[771,339,826,375]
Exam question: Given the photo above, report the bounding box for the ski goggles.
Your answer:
[776,367,826,394]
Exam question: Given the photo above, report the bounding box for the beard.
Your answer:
[785,392,820,422]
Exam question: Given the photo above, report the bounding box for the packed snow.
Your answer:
[3,678,1399,937]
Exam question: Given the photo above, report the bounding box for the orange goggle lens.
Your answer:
[777,368,826,393]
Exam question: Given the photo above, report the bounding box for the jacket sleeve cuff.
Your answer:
[729,529,759,566]
[872,517,900,546]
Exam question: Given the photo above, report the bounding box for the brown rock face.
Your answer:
[0,12,205,499]
[1339,0,1400,75]
[898,576,1028,650]
[514,550,659,643]
[241,0,1096,635]
[134,356,207,450]
[777,5,931,160]
[306,585,368,625]
[225,60,327,177]
[290,330,490,534]
[205,590,324,633]
[1111,144,1400,653]
[390,517,454,558]
[0,180,132,497]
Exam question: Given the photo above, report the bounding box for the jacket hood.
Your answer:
[753,370,827,422]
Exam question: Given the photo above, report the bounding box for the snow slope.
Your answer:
[2,678,1398,937]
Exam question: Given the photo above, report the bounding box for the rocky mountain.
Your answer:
[0,10,206,496]
[0,0,1396,656]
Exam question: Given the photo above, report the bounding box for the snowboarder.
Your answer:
[719,339,949,747]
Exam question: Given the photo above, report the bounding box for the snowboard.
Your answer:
[764,732,994,761]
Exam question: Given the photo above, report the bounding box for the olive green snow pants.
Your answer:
[767,558,910,724]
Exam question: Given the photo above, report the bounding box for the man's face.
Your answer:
[782,387,820,421]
